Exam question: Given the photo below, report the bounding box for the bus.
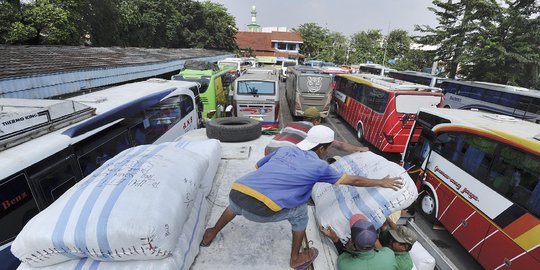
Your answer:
[332,73,443,153]
[387,70,443,87]
[358,63,394,76]
[401,107,540,269]
[172,60,235,119]
[232,69,280,128]
[0,79,200,266]
[440,80,540,123]
[285,65,333,118]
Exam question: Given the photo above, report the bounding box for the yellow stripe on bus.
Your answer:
[514,224,540,251]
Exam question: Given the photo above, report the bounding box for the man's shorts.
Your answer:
[228,197,308,231]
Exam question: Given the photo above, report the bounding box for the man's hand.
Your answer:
[379,175,402,191]
[319,225,339,243]
[356,146,369,152]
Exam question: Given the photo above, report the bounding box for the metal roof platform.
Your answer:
[0,45,233,99]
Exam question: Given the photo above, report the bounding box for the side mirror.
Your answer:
[402,113,410,125]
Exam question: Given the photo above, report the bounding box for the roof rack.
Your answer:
[0,98,95,151]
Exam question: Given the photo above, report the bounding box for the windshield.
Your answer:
[219,62,238,68]
[283,62,296,67]
[298,75,332,93]
[237,81,275,95]
[171,75,210,93]
[395,95,442,113]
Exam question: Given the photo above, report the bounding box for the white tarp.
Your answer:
[313,151,418,243]
[12,143,209,267]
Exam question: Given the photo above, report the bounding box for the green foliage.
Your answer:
[349,30,384,64]
[294,23,330,59]
[0,0,238,50]
[416,0,539,88]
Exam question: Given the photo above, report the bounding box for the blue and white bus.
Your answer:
[0,79,200,267]
[387,70,443,87]
[441,80,540,123]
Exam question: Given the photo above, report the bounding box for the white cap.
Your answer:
[297,125,335,151]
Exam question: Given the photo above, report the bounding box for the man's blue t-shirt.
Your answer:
[231,146,346,211]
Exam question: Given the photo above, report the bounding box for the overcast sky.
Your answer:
[206,0,439,36]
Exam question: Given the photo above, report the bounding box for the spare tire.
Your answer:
[206,117,262,142]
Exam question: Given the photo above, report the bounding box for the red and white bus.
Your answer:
[331,73,443,153]
[402,107,540,269]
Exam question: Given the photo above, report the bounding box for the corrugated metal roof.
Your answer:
[0,45,234,99]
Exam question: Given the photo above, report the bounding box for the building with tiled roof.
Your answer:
[235,6,303,63]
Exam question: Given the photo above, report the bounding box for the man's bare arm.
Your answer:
[332,140,369,153]
[341,175,402,190]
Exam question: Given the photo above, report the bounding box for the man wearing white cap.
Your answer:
[201,125,402,270]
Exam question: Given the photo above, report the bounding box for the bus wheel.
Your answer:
[206,117,262,142]
[418,188,437,222]
[330,102,338,115]
[356,124,364,142]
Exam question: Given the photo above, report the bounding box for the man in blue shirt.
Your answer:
[200,125,402,270]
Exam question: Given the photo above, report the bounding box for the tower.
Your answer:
[247,5,261,32]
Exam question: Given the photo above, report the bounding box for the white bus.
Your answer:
[441,80,540,123]
[359,63,394,76]
[401,107,540,269]
[0,79,200,266]
[387,70,443,87]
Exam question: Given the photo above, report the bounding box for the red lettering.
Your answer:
[1,191,28,211]
[2,200,10,210]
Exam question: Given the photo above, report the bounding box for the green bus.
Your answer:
[172,60,235,118]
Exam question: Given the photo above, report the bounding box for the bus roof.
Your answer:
[388,70,441,79]
[235,70,278,81]
[441,80,540,98]
[288,65,328,75]
[0,79,197,179]
[419,107,540,152]
[340,73,442,92]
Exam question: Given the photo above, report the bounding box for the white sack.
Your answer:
[312,151,418,242]
[173,139,221,195]
[410,242,436,270]
[12,143,208,267]
[17,189,211,270]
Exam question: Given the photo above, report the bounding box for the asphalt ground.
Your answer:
[276,81,483,270]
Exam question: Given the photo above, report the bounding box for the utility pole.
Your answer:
[382,21,391,66]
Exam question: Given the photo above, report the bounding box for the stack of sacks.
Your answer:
[13,139,221,270]
[313,151,418,243]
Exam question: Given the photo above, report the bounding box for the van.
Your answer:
[232,69,280,128]
[218,58,252,77]
[276,59,297,82]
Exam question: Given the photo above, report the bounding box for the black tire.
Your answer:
[206,117,261,142]
[418,187,437,222]
[356,123,364,142]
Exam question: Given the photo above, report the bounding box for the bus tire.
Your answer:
[206,117,261,142]
[418,187,437,222]
[356,123,364,142]
[330,102,338,115]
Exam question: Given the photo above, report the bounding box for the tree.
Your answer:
[385,29,411,62]
[3,0,83,45]
[349,30,384,64]
[294,23,330,59]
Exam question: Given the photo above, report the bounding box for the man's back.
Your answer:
[337,247,397,270]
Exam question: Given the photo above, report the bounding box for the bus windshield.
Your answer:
[395,95,442,114]
[237,81,275,95]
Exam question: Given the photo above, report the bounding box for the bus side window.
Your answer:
[26,150,81,207]
[0,173,40,245]
[490,145,540,216]
[179,94,194,117]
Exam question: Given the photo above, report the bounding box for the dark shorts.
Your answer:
[228,192,308,231]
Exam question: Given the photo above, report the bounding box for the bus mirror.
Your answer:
[423,129,436,142]
[402,114,410,125]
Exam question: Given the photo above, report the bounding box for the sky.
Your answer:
[205,0,439,36]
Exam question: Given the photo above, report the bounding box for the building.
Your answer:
[235,6,304,64]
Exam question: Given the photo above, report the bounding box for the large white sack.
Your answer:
[313,151,418,242]
[12,143,208,267]
[410,242,436,270]
[17,188,211,270]
[173,139,221,195]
